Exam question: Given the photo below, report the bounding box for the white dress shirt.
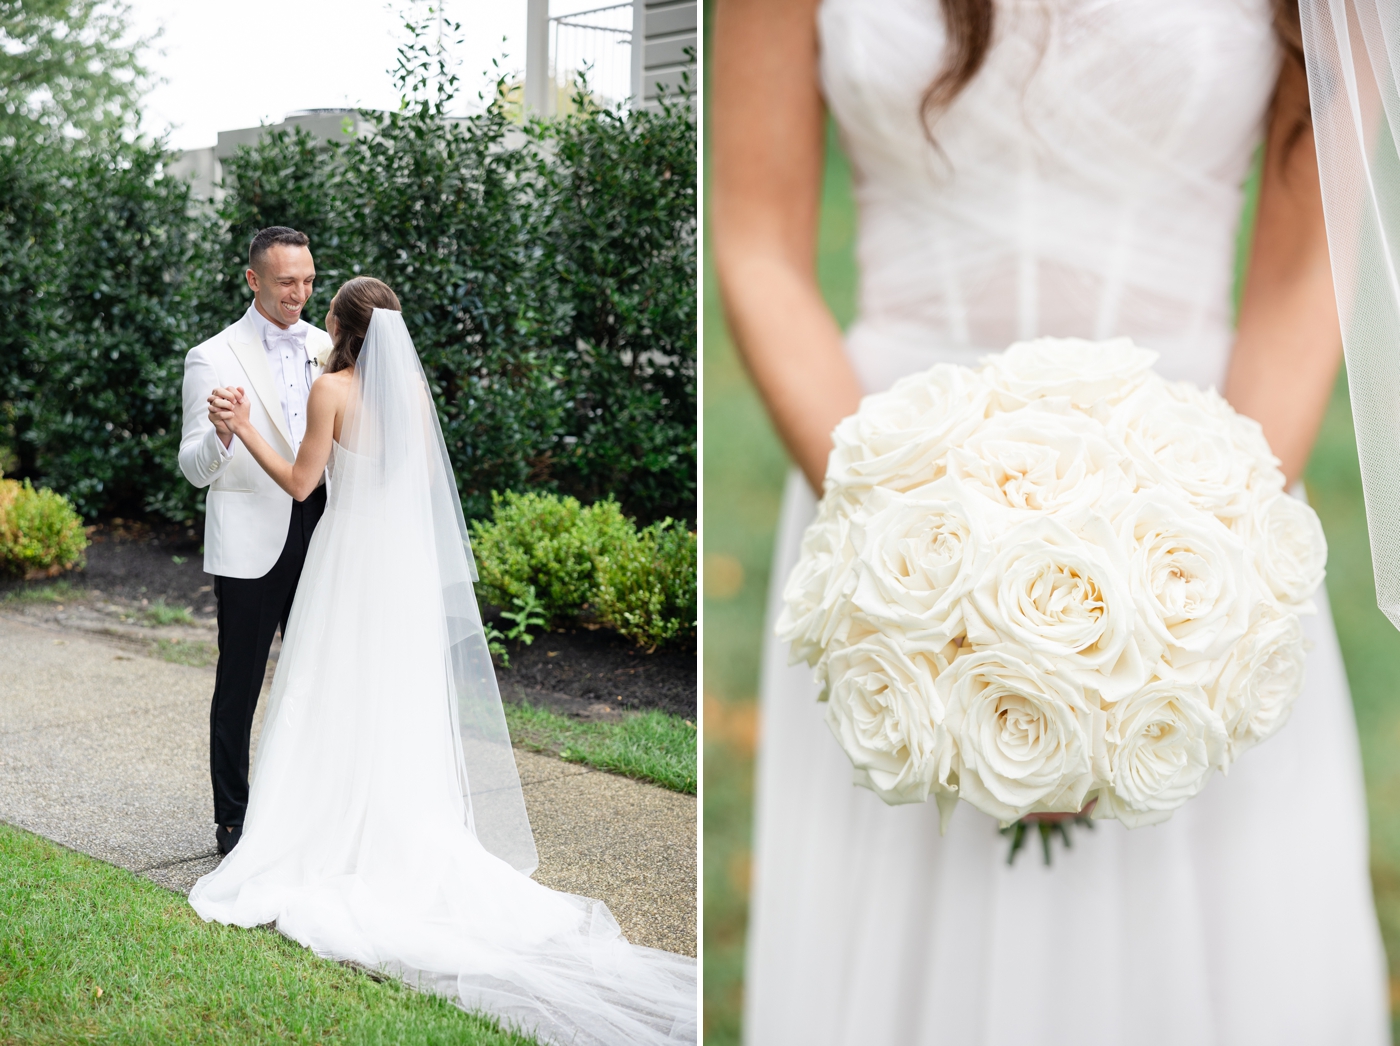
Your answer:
[246,304,313,452]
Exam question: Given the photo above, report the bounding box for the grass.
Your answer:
[154,638,218,668]
[0,822,539,1046]
[0,579,86,605]
[504,702,697,794]
[144,598,195,627]
[701,120,1400,1046]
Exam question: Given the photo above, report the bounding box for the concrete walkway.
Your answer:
[0,612,695,956]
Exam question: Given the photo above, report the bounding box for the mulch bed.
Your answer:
[490,624,696,721]
[77,521,212,611]
[2,522,695,720]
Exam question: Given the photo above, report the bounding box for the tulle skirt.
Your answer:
[744,470,1389,1046]
[189,496,696,1046]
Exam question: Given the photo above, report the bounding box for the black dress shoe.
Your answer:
[216,824,242,856]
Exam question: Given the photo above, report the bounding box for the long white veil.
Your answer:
[336,308,537,874]
[1300,0,1400,630]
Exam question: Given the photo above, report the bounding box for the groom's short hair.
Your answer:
[249,226,310,272]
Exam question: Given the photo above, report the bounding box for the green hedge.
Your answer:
[471,490,696,650]
[0,34,694,527]
[0,138,217,524]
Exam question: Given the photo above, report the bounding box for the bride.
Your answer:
[713,0,1389,1042]
[190,276,696,1045]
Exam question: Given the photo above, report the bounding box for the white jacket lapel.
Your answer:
[228,314,296,454]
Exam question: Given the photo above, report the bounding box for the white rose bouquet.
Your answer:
[778,337,1326,862]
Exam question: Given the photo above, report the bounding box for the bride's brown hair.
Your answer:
[324,277,402,374]
[924,0,1308,140]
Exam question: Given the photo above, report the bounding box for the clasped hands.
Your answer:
[207,386,251,446]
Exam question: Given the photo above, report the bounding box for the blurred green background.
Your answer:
[701,119,1400,1046]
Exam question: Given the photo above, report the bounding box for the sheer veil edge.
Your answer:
[1300,0,1400,630]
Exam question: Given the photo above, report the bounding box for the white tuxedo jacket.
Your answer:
[179,310,333,579]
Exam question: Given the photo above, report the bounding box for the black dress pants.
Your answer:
[209,486,326,828]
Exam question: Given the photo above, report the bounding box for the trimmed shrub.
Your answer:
[470,489,696,649]
[594,519,697,650]
[0,477,88,576]
[470,490,632,625]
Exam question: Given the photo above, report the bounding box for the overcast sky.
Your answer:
[125,1,532,152]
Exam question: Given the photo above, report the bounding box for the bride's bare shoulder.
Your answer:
[309,367,355,413]
[315,368,355,392]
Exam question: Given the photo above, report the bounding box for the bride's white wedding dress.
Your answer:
[189,310,696,1045]
[745,1,1389,1043]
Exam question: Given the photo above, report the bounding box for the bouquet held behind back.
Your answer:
[778,338,1327,831]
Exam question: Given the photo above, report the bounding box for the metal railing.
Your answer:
[549,2,633,107]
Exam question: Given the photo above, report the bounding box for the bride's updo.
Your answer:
[324,277,402,373]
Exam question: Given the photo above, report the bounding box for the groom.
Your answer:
[178,226,334,856]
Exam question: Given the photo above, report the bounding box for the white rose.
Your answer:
[312,340,333,368]
[1207,609,1306,761]
[824,635,949,805]
[981,336,1158,412]
[848,483,986,644]
[1238,491,1327,609]
[1110,381,1257,520]
[1118,490,1254,675]
[965,514,1147,701]
[827,364,989,493]
[946,402,1133,528]
[1097,678,1225,827]
[776,491,862,669]
[939,646,1098,821]
[1172,381,1284,493]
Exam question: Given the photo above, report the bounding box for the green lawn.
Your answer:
[0,645,691,1042]
[0,698,691,1043]
[0,823,538,1046]
[702,132,1400,1043]
[505,704,698,794]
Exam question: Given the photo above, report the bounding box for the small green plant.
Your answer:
[0,477,88,577]
[483,622,510,667]
[499,585,548,645]
[594,519,697,650]
[143,599,194,626]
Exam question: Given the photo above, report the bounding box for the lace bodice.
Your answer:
[818,0,1281,393]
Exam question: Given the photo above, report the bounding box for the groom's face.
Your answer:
[246,245,316,328]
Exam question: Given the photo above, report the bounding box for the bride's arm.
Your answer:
[209,380,339,501]
[1226,59,1341,486]
[712,0,862,492]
